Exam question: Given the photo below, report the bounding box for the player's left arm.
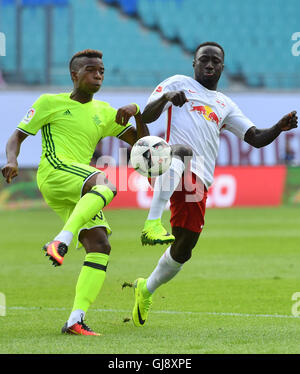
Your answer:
[116,103,149,146]
[244,110,298,148]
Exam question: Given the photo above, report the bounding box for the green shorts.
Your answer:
[38,161,112,247]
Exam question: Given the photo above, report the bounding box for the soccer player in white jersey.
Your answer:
[131,41,298,327]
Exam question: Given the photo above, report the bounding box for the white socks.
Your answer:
[147,157,185,221]
[146,157,185,293]
[54,230,73,246]
[67,309,85,327]
[146,246,183,294]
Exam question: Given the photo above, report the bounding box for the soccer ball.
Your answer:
[130,136,172,177]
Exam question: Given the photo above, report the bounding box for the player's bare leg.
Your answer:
[169,227,200,263]
[141,145,192,246]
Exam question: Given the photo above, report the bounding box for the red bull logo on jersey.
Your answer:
[190,103,220,127]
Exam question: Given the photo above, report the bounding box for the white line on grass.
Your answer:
[7,306,300,319]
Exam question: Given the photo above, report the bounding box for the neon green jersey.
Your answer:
[17,93,132,187]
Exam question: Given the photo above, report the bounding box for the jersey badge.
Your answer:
[93,114,102,126]
[22,108,36,124]
[216,99,225,108]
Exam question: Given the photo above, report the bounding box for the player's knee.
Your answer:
[86,236,111,255]
[171,144,193,162]
[80,227,111,255]
[182,250,193,263]
[94,229,111,254]
[94,239,111,255]
[172,247,193,263]
[171,227,199,263]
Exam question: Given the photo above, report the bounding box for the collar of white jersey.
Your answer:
[185,75,218,95]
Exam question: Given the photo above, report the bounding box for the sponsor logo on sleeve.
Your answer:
[22,108,36,124]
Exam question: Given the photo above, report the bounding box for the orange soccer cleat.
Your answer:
[42,240,68,267]
[61,319,101,336]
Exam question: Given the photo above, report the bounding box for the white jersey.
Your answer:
[147,74,254,188]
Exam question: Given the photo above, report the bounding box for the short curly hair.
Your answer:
[194,42,225,61]
[69,49,103,74]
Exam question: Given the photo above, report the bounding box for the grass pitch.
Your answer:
[1,206,300,354]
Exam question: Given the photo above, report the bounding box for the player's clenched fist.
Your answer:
[277,110,298,131]
[1,162,18,183]
[163,91,188,107]
[115,104,140,126]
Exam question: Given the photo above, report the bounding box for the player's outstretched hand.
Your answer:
[164,91,188,107]
[116,104,139,126]
[277,111,298,131]
[1,162,18,183]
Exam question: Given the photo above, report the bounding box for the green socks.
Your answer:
[62,184,114,238]
[72,252,109,313]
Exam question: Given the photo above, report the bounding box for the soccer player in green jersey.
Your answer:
[2,49,149,336]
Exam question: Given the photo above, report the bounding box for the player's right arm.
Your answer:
[142,77,188,124]
[2,130,28,183]
[142,91,188,124]
[2,94,50,183]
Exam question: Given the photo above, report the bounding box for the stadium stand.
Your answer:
[0,0,299,89]
[103,0,300,89]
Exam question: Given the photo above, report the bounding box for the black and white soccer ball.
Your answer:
[130,136,172,177]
